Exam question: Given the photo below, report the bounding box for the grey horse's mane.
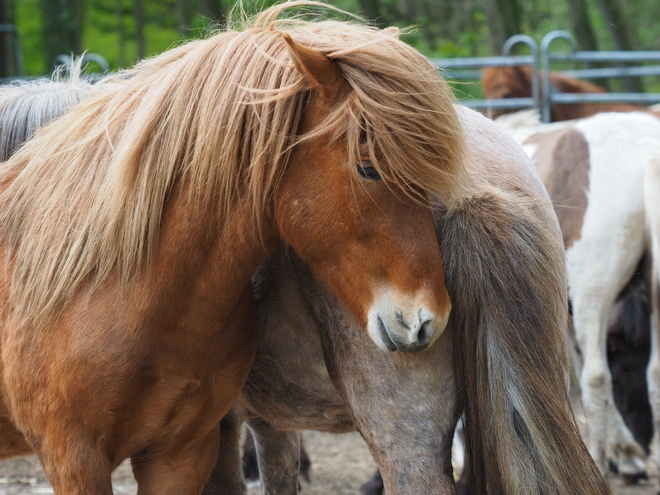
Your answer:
[0,60,95,161]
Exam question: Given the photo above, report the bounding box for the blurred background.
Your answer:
[1,0,659,83]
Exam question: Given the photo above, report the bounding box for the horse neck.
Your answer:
[141,187,278,328]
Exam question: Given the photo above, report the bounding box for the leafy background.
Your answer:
[3,0,660,91]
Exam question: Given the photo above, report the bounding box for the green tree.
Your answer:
[483,0,521,53]
[594,0,644,91]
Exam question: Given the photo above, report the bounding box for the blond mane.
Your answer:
[0,1,468,325]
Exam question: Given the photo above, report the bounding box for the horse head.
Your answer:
[274,33,462,353]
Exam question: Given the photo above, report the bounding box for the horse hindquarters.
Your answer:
[644,150,660,489]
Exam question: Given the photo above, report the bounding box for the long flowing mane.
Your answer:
[0,1,467,325]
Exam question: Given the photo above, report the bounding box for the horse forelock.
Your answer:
[0,2,468,326]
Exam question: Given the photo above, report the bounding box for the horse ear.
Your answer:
[282,33,348,103]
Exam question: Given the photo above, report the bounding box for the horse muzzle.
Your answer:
[366,289,450,353]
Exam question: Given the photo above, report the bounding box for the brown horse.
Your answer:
[0,3,469,493]
[202,107,609,495]
[481,65,656,121]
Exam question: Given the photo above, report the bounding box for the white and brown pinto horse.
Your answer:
[0,4,472,493]
[201,107,608,495]
[499,111,660,480]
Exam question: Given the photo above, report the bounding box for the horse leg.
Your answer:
[607,400,647,478]
[247,418,301,495]
[647,277,660,491]
[203,408,247,495]
[0,415,31,458]
[131,426,220,495]
[37,436,113,495]
[575,300,618,473]
[574,297,645,474]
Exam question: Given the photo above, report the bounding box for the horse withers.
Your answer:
[0,3,469,493]
[202,106,609,495]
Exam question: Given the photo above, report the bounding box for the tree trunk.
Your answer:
[176,0,196,36]
[594,0,644,92]
[0,0,19,77]
[198,0,228,26]
[133,0,144,60]
[356,0,383,26]
[567,0,610,89]
[483,0,521,54]
[40,0,84,72]
[0,0,8,78]
[568,0,599,51]
[116,0,125,68]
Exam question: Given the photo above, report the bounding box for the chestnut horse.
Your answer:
[481,65,656,121]
[497,111,660,480]
[0,3,469,493]
[201,107,608,495]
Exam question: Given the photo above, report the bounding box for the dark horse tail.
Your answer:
[436,184,609,494]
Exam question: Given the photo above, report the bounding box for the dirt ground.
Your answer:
[0,427,656,495]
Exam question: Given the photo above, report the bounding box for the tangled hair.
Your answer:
[0,1,468,325]
[0,63,95,161]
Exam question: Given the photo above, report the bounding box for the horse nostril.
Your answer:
[416,319,433,344]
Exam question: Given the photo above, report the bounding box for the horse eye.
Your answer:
[357,162,381,181]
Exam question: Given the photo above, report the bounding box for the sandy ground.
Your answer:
[0,427,656,495]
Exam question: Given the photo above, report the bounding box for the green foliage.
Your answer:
[9,0,660,89]
[15,0,44,75]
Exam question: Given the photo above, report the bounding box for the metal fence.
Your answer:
[431,34,540,114]
[433,30,660,123]
[539,30,660,122]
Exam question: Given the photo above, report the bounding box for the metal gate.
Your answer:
[434,30,660,123]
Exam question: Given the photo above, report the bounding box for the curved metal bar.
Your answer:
[502,34,540,112]
[540,30,576,122]
[82,53,109,73]
[53,53,110,77]
[502,34,538,57]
